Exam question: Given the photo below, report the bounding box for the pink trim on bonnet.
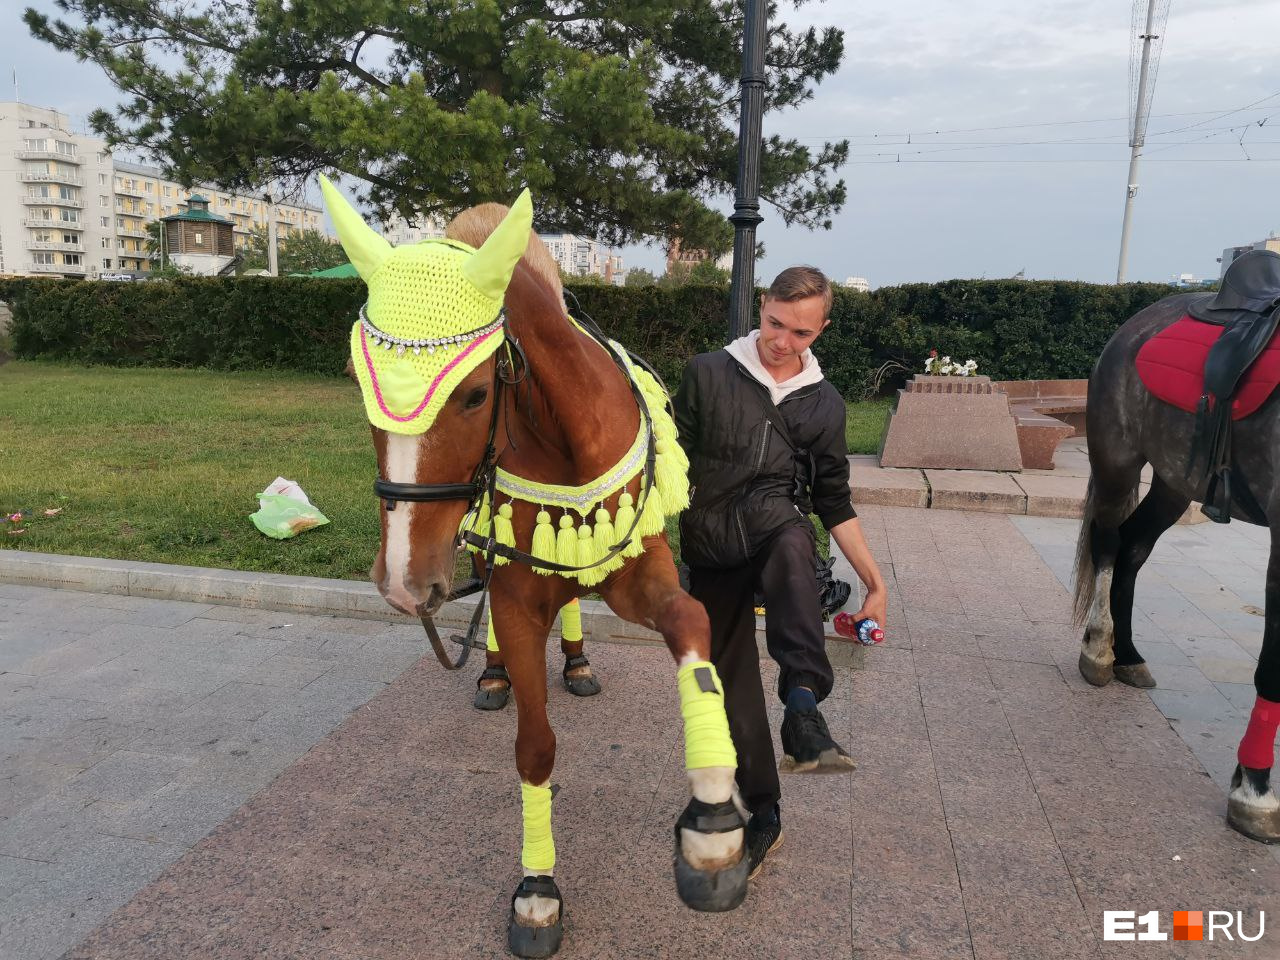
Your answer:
[359,323,501,423]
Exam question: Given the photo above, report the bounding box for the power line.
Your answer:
[788,98,1280,141]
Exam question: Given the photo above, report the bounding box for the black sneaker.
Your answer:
[780,706,856,773]
[746,806,783,880]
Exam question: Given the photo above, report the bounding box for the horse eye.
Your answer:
[462,387,488,410]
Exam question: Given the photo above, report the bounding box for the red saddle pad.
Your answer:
[1135,315,1280,420]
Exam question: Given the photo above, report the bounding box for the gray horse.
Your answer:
[1073,263,1280,845]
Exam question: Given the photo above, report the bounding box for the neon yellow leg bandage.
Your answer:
[521,782,556,873]
[678,661,737,770]
[486,618,499,653]
[560,598,583,644]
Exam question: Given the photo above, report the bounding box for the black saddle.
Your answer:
[1184,250,1280,523]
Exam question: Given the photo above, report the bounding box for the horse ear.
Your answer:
[318,175,392,280]
[463,189,532,301]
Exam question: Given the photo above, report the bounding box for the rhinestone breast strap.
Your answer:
[360,303,505,357]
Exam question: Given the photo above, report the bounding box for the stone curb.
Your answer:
[0,550,862,663]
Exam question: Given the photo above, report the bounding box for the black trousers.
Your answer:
[688,523,835,816]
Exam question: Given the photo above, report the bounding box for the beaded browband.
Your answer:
[359,302,506,357]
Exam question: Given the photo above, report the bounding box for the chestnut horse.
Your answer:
[1074,282,1280,845]
[321,178,748,958]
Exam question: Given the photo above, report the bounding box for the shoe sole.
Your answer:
[748,830,784,881]
[779,748,856,774]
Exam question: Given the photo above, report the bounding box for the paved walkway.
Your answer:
[2,506,1278,959]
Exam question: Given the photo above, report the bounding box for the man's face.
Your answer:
[757,294,829,372]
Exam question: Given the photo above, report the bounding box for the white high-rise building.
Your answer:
[843,276,870,293]
[1,101,324,278]
[381,212,446,247]
[539,233,626,285]
[0,101,111,278]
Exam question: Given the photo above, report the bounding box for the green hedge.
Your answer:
[0,275,1189,396]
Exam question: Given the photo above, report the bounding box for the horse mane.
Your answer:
[445,203,564,304]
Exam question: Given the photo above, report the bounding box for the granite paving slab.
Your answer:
[0,505,1269,959]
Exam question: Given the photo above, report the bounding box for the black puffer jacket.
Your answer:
[673,350,856,569]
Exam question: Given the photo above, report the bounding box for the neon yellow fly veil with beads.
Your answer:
[318,175,532,435]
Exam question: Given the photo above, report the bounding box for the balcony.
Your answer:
[15,149,81,164]
[22,217,83,230]
[116,226,151,239]
[115,184,147,198]
[20,171,85,187]
[22,195,84,209]
[26,240,85,253]
[26,262,87,275]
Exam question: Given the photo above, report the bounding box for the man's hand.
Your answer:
[853,586,888,630]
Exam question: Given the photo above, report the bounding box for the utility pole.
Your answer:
[1116,0,1168,283]
[727,0,768,342]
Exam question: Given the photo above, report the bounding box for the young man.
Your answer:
[673,266,887,878]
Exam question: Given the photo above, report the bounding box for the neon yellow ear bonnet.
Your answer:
[318,175,533,435]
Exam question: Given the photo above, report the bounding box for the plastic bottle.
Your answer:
[833,613,885,645]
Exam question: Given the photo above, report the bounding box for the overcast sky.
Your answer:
[9,0,1280,286]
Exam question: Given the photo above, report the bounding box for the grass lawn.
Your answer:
[846,396,891,456]
[0,361,890,579]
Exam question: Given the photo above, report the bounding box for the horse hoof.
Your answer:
[1077,651,1114,687]
[563,673,601,697]
[1227,765,1280,844]
[507,910,564,958]
[674,844,749,911]
[1114,662,1157,688]
[474,684,511,711]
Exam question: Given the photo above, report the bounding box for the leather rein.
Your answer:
[372,304,662,670]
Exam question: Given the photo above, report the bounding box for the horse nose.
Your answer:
[415,579,450,618]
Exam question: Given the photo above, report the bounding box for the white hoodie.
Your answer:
[724,330,826,406]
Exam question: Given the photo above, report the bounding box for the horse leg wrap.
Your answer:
[678,661,737,770]
[486,618,500,653]
[1239,696,1280,770]
[560,598,583,644]
[520,782,556,874]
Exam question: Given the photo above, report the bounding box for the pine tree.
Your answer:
[26,1,847,253]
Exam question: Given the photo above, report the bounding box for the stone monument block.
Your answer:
[879,375,1023,471]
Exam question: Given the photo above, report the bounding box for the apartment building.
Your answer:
[2,101,323,278]
[539,233,626,285]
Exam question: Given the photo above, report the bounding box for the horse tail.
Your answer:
[1072,476,1097,628]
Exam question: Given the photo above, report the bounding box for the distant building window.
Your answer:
[56,141,76,157]
[100,216,110,228]
[194,232,203,244]
[65,254,82,265]
[100,195,108,207]
[145,182,153,192]
[63,233,76,245]
[98,173,107,185]
[102,237,111,249]
[33,252,55,265]
[103,259,112,269]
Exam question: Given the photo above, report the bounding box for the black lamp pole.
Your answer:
[727,0,768,342]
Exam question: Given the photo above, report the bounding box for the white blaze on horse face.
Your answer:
[382,432,422,611]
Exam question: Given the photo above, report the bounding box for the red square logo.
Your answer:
[1173,911,1203,941]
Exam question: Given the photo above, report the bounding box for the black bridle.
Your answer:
[371,303,662,670]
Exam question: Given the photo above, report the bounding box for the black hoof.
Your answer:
[1078,651,1114,687]
[508,876,564,958]
[561,654,601,697]
[1114,662,1157,688]
[475,665,511,711]
[672,798,748,912]
[474,685,511,710]
[674,843,750,911]
[563,673,601,697]
[507,913,563,958]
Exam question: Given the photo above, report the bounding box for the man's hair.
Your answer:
[764,266,833,318]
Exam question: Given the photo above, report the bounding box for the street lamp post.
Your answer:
[726,0,768,343]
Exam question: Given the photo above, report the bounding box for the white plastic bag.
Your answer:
[250,476,330,540]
